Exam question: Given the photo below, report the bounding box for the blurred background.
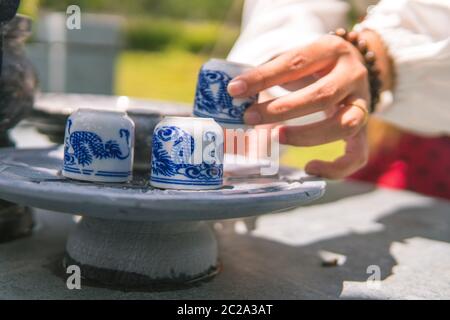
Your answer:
[17,0,345,169]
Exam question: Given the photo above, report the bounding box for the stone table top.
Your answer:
[0,147,326,222]
[1,179,449,299]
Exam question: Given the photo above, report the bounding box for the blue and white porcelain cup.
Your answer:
[150,116,224,190]
[62,108,135,183]
[193,59,258,127]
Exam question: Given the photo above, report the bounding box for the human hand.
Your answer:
[227,33,376,179]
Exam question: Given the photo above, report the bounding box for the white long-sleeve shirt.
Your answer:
[228,0,450,136]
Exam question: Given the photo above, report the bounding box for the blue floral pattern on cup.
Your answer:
[63,119,132,179]
[193,68,257,125]
[150,126,223,187]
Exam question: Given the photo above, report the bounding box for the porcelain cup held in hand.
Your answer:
[62,108,135,183]
[193,59,258,127]
[150,116,224,190]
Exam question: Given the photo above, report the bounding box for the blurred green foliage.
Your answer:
[116,50,206,102]
[18,0,40,17]
[38,0,243,22]
[125,18,179,51]
[20,0,242,55]
[125,18,239,55]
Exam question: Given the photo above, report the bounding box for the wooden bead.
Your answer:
[371,84,381,93]
[365,59,375,66]
[370,68,380,77]
[333,28,382,113]
[335,28,347,37]
[357,40,368,54]
[347,31,359,44]
[371,71,380,82]
[365,51,376,63]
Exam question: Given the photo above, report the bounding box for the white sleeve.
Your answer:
[355,0,450,136]
[227,0,350,66]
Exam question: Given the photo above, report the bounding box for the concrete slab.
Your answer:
[1,181,449,299]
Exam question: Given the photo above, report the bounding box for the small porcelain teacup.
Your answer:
[62,108,135,183]
[150,116,224,190]
[193,59,258,127]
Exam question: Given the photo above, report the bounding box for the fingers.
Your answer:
[305,128,369,179]
[279,97,369,146]
[228,35,343,98]
[277,96,369,179]
[278,101,368,146]
[243,62,355,125]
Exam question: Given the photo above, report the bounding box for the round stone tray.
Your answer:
[0,147,326,222]
[33,93,191,116]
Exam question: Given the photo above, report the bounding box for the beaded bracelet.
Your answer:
[330,28,382,114]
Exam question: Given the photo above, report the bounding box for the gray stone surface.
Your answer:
[1,181,449,299]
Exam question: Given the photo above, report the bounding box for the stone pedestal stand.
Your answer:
[65,218,218,286]
[0,147,326,288]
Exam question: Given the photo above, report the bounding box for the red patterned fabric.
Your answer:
[349,134,450,200]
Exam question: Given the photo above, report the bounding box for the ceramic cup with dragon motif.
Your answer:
[193,59,258,127]
[150,116,224,190]
[62,108,135,183]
